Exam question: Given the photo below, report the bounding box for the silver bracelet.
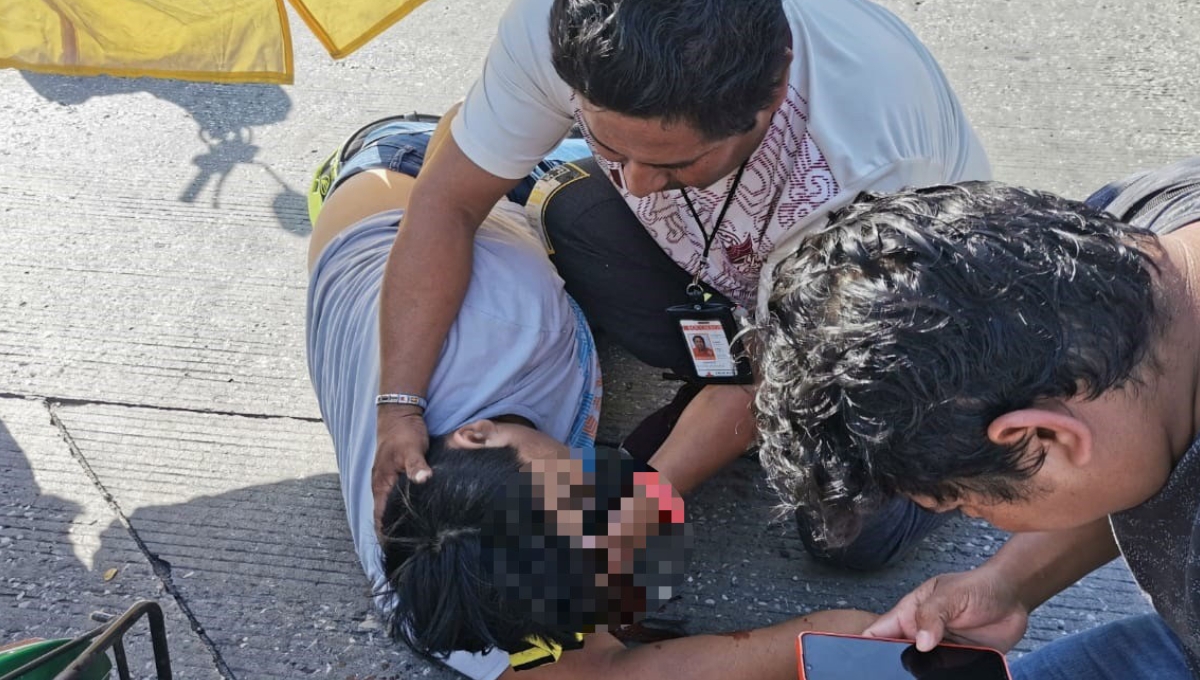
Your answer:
[376,393,428,410]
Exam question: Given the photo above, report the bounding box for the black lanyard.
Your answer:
[680,160,749,302]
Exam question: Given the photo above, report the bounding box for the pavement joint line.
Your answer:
[44,399,239,680]
[0,389,627,447]
[0,390,324,424]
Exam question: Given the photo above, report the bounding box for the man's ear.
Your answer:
[451,420,496,449]
[987,409,1094,468]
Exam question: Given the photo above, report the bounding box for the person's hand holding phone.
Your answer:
[863,567,1029,653]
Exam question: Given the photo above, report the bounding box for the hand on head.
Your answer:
[373,415,561,530]
[373,405,433,530]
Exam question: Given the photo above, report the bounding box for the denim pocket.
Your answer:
[386,142,427,178]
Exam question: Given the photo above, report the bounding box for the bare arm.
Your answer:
[372,110,520,518]
[648,384,757,494]
[981,519,1119,613]
[501,610,876,680]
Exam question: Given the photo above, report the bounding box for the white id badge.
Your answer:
[666,301,754,384]
[679,318,738,378]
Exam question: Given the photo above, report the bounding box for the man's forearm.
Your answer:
[982,518,1119,613]
[648,384,757,494]
[376,117,520,398]
[377,205,474,396]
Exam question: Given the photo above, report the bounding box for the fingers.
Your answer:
[371,416,432,531]
[864,579,930,640]
[403,449,433,483]
[862,606,908,640]
[372,466,397,529]
[863,578,948,651]
[910,584,954,652]
[914,627,943,653]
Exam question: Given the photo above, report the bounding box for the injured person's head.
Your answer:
[378,421,692,661]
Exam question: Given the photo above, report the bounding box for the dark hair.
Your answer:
[755,182,1163,546]
[549,0,791,140]
[381,439,689,658]
[380,436,579,658]
[481,447,691,636]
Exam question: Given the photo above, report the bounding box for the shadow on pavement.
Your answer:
[0,416,218,677]
[20,72,309,237]
[0,419,160,656]
[89,472,442,679]
[0,416,412,677]
[0,418,86,633]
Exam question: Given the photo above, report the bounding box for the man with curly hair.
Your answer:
[755,159,1200,679]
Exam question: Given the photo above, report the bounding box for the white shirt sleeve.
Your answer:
[451,0,577,180]
[792,0,991,189]
[753,0,993,316]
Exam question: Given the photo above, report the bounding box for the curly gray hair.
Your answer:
[754,182,1162,547]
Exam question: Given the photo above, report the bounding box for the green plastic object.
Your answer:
[0,639,112,680]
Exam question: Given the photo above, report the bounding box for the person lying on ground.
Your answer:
[306,118,874,680]
[755,159,1200,679]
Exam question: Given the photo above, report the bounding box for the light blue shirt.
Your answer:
[305,201,601,680]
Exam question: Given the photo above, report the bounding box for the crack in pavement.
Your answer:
[0,391,323,424]
[1,390,627,447]
[45,399,239,680]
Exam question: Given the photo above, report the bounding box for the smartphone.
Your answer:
[797,632,1011,680]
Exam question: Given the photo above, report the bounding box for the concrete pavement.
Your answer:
[2,0,1197,677]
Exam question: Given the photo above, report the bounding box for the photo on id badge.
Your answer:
[681,319,736,378]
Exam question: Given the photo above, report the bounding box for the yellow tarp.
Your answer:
[0,0,432,84]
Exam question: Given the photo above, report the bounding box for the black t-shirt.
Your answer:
[1090,157,1200,676]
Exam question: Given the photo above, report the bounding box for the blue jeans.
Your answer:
[332,119,591,206]
[1011,614,1194,680]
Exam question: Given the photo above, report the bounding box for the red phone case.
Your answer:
[795,631,1013,680]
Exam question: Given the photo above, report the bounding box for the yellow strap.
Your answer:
[306,149,340,226]
[508,633,585,671]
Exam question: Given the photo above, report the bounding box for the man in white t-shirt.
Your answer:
[372,0,991,571]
